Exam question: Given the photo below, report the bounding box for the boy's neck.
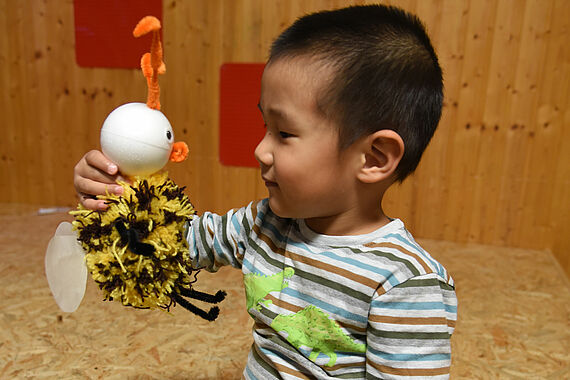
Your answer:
[304,181,394,236]
[304,202,391,236]
[305,213,391,236]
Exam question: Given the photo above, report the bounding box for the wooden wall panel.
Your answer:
[0,0,568,275]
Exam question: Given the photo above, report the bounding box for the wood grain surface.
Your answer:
[0,1,568,275]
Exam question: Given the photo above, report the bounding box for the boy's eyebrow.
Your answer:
[257,103,267,124]
[257,102,288,122]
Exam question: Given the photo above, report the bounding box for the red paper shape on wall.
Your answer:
[219,63,266,167]
[73,0,163,68]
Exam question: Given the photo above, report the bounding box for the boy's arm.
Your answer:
[186,201,259,272]
[366,274,457,379]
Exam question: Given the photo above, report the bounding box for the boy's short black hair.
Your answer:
[269,4,443,182]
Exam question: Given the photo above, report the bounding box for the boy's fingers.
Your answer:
[81,164,122,185]
[116,174,131,184]
[74,150,125,211]
[75,177,123,199]
[84,150,118,175]
[79,195,108,211]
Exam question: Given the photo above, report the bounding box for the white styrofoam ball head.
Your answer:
[100,102,174,176]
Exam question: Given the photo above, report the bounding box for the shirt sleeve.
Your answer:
[186,201,259,272]
[366,273,457,379]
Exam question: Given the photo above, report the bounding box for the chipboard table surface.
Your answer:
[1,205,568,379]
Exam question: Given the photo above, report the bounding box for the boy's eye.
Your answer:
[279,131,294,139]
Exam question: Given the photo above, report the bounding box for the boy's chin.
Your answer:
[267,198,295,219]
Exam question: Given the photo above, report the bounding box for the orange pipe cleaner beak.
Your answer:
[133,16,165,110]
[169,142,189,163]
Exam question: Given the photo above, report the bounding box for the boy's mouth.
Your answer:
[262,176,278,187]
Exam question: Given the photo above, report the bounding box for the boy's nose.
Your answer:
[254,134,273,167]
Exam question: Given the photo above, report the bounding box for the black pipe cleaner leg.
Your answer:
[178,288,227,304]
[172,293,220,321]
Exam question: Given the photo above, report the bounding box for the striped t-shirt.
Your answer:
[187,199,457,379]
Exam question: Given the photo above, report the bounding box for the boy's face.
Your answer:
[255,57,361,221]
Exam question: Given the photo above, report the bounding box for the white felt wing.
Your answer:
[45,221,87,312]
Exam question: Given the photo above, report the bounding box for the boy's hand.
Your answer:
[73,150,126,210]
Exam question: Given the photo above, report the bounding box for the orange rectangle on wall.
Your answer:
[74,0,162,68]
[219,63,266,167]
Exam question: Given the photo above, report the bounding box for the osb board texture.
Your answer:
[0,0,569,276]
[0,207,568,379]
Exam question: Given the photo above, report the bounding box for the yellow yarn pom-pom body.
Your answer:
[71,172,197,310]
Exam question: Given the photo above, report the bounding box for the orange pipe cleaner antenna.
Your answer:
[133,16,165,110]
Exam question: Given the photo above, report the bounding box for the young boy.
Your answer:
[74,4,457,379]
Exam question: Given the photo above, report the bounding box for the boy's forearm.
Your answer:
[186,207,249,272]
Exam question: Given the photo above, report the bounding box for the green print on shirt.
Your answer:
[243,267,295,311]
[271,305,366,367]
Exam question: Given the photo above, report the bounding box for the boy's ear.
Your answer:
[356,130,404,184]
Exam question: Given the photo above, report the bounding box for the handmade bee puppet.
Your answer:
[45,16,226,321]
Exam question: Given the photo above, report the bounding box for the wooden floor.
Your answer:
[1,205,568,379]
